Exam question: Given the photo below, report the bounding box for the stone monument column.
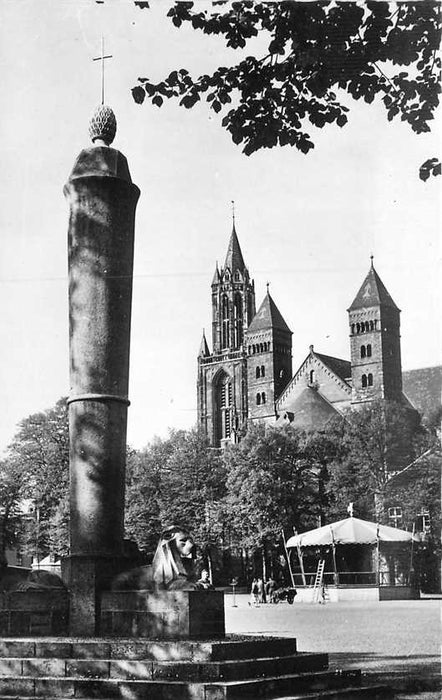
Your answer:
[63,105,140,634]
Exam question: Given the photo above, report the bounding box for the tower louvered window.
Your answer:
[233,293,243,348]
[215,374,232,444]
[221,295,229,349]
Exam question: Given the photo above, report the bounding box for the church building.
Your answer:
[197,225,292,447]
[197,227,441,446]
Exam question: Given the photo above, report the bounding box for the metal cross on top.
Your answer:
[93,36,113,105]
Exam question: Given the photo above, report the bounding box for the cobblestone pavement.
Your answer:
[225,595,440,699]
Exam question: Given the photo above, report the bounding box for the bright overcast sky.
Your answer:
[0,0,440,453]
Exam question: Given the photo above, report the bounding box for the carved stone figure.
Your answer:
[111,525,198,592]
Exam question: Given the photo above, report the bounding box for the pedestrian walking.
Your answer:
[265,576,276,603]
[249,578,259,606]
[257,577,265,604]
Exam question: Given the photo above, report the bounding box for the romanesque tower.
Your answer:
[348,258,402,406]
[197,225,255,447]
[246,288,292,422]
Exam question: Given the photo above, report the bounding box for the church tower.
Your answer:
[246,288,292,422]
[197,225,255,447]
[348,258,402,406]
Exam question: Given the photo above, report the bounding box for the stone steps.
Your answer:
[0,651,328,682]
[278,688,394,699]
[0,637,393,699]
[0,670,393,699]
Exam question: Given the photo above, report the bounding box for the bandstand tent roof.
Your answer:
[286,516,419,548]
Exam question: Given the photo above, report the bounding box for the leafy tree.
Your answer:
[0,458,26,567]
[125,428,226,573]
[326,399,424,521]
[132,1,441,176]
[300,422,347,526]
[124,443,166,554]
[5,398,69,559]
[222,422,325,579]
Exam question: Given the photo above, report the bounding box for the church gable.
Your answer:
[276,347,351,417]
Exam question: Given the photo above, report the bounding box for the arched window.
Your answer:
[233,293,243,348]
[366,344,372,357]
[241,380,246,411]
[351,324,355,334]
[261,365,265,377]
[247,297,254,325]
[260,343,264,353]
[261,392,266,404]
[368,373,373,386]
[221,295,229,350]
[309,369,315,384]
[256,366,260,379]
[360,345,366,358]
[362,374,367,388]
[374,320,378,329]
[215,373,232,445]
[235,271,240,281]
[256,393,261,405]
[356,323,361,333]
[370,320,374,331]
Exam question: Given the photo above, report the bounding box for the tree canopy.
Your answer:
[132,1,441,176]
[325,399,428,521]
[3,398,70,559]
[125,428,226,566]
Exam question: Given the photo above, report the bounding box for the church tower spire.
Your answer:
[211,222,255,354]
[198,220,255,447]
[348,260,402,405]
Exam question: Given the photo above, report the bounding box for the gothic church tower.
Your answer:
[348,259,402,406]
[197,225,255,447]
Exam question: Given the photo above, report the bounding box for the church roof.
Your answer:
[247,291,291,334]
[198,332,210,358]
[285,386,339,431]
[402,365,442,421]
[223,225,246,274]
[348,261,399,311]
[314,352,352,383]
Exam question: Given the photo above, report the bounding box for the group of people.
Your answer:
[249,576,278,605]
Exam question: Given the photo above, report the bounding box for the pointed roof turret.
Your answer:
[211,262,221,286]
[248,289,291,333]
[198,331,210,358]
[348,259,399,311]
[223,224,246,274]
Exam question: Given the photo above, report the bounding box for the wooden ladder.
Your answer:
[312,559,326,603]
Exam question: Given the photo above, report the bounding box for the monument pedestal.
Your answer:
[101,590,225,639]
[62,555,127,636]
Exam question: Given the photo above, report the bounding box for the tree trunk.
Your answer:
[374,489,386,522]
[0,517,7,568]
[207,549,213,582]
[262,547,267,582]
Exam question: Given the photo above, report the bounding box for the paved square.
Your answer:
[225,596,440,699]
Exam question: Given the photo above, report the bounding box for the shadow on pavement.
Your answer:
[329,651,440,697]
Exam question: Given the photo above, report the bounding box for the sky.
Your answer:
[0,0,440,454]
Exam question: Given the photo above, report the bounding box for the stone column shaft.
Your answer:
[64,145,139,634]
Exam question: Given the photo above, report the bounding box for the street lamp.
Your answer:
[230,577,238,607]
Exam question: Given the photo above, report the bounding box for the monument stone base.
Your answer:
[100,590,225,639]
[0,590,68,637]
